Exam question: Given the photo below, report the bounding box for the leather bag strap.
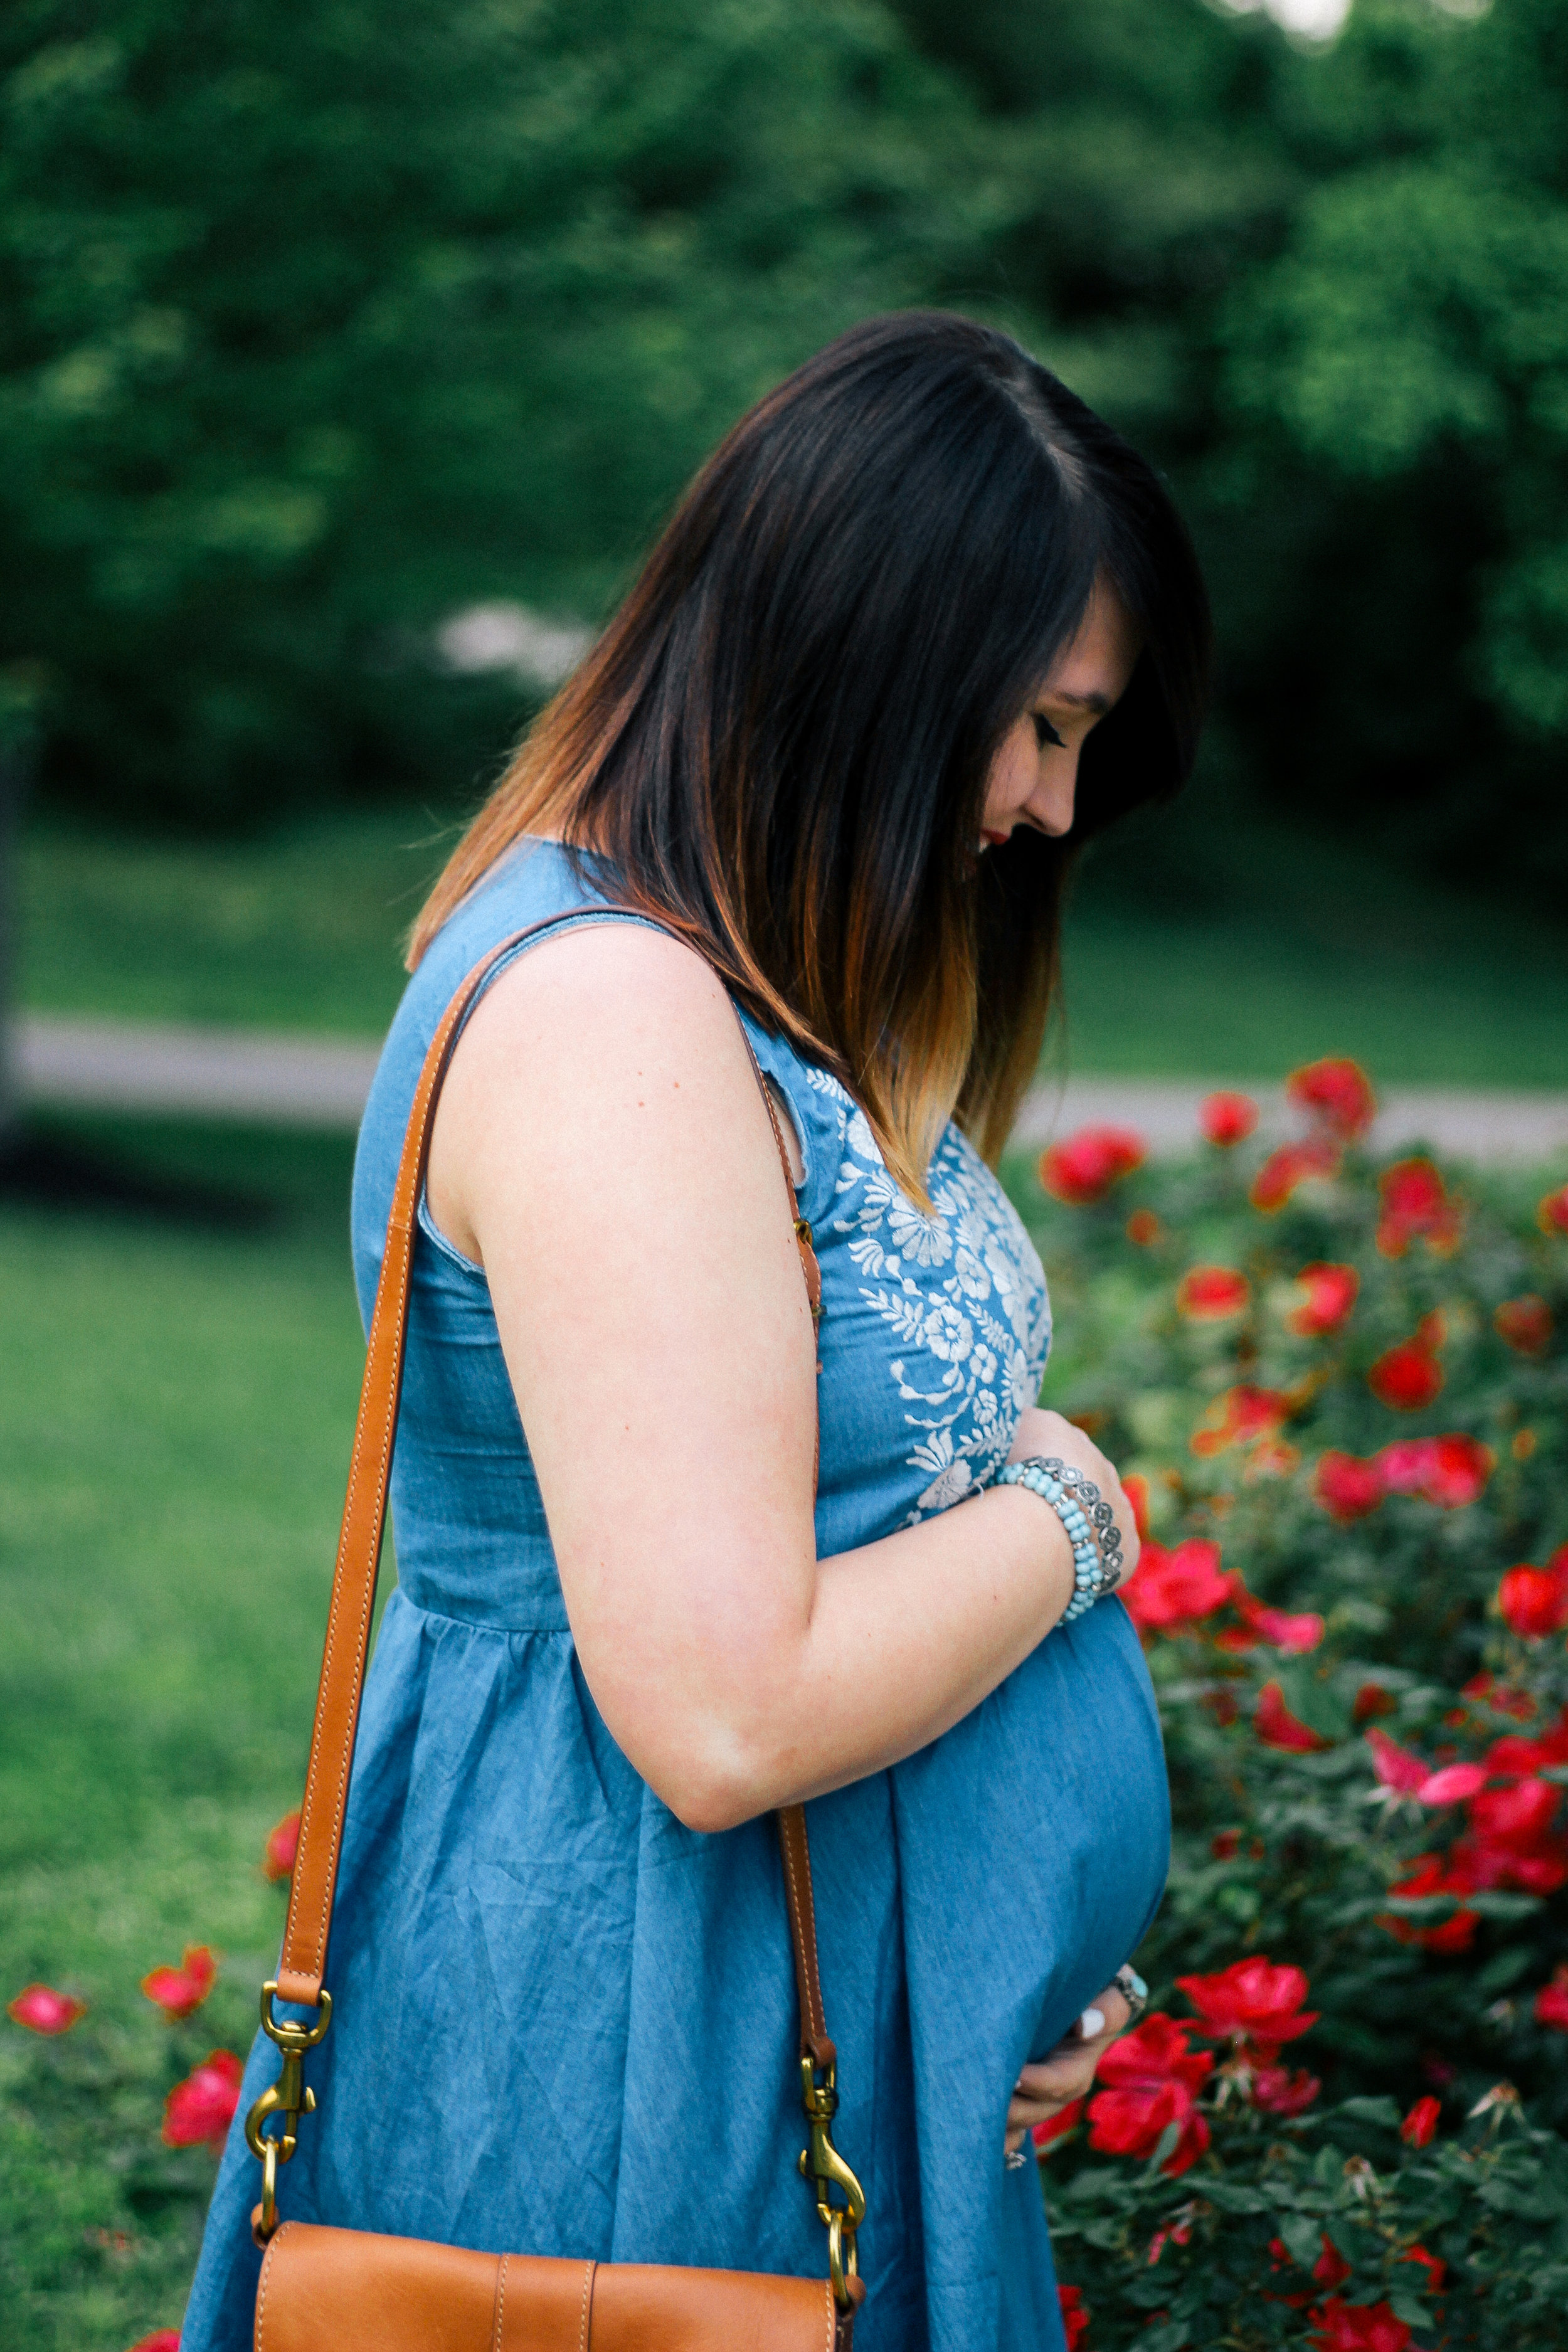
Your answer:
[275,909,837,2082]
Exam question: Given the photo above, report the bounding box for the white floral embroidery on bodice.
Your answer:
[809,1070,1052,1523]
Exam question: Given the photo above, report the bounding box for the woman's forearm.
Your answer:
[664,1485,1076,1832]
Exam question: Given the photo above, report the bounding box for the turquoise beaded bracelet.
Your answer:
[996,1454,1123,1623]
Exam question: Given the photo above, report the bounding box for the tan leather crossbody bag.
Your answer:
[242,916,867,2351]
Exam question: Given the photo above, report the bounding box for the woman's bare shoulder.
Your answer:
[428,914,773,1259]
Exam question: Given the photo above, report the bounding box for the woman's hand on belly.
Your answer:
[1007,1408,1142,1592]
[1004,1979,1135,2156]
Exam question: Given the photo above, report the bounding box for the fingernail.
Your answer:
[1079,2006,1106,2038]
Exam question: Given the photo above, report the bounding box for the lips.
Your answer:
[980,828,1010,847]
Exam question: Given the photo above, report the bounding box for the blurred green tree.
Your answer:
[895,0,1568,898]
[0,0,999,820]
[5,0,1567,902]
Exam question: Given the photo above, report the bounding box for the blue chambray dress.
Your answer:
[182,840,1169,2352]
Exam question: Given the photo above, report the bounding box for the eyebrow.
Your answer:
[1039,689,1113,714]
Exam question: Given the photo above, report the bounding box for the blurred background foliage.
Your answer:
[4,0,1567,901]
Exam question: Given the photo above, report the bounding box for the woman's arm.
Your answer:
[426,920,1135,1834]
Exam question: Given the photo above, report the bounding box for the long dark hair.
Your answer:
[412,310,1210,1202]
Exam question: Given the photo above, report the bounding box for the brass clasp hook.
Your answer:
[245,1982,332,2239]
[798,2055,866,2308]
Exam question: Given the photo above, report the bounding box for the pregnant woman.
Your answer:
[183,309,1209,2351]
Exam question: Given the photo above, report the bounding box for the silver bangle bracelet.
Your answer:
[995,1454,1123,1623]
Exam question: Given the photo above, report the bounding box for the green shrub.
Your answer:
[1023,1064,1568,2349]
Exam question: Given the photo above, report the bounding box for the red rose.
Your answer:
[1466,1774,1560,1849]
[1177,1265,1251,1319]
[1256,1681,1330,1754]
[263,1809,302,1882]
[1399,2095,1441,2148]
[1365,1726,1429,1796]
[1308,2297,1412,2352]
[1190,1384,1290,1458]
[1400,1768,1568,1905]
[1353,1682,1396,1723]
[1176,1956,1316,2054]
[1417,1762,1488,1805]
[1498,1560,1568,1640]
[1252,2064,1320,2116]
[1534,1967,1568,2031]
[162,2049,245,2149]
[1287,1058,1377,1142]
[1249,1138,1340,1212]
[1377,1434,1491,1508]
[1311,2238,1352,2291]
[1288,1262,1359,1338]
[1125,1207,1163,1246]
[1483,1698,1568,1772]
[1121,1472,1151,1540]
[1494,1295,1553,1355]
[142,1944,217,2021]
[1537,1182,1568,1237]
[1121,1540,1232,1636]
[1380,1852,1480,1952]
[1313,1451,1384,1523]
[1375,1158,1461,1258]
[1089,2014,1214,2175]
[6,1983,87,2036]
[1367,1337,1443,1412]
[1039,1126,1146,1206]
[127,2335,183,2352]
[1057,2284,1089,2351]
[1227,1584,1323,1653]
[1200,1091,1258,1147]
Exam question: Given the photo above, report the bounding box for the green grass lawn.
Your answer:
[0,1122,367,2350]
[21,799,1568,1085]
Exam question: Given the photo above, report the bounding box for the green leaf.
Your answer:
[1476,1946,1538,1996]
[1335,2097,1401,2129]
[1465,1892,1543,1921]
[1202,2183,1274,2214]
[1278,2212,1323,2270]
[1130,2323,1192,2352]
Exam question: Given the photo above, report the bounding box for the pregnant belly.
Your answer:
[889,1594,1170,2067]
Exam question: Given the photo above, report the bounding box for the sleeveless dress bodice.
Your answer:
[182,842,1170,2352]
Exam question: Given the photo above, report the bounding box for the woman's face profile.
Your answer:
[980,578,1141,850]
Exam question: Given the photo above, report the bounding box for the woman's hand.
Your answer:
[1007,1407,1141,1589]
[1004,1979,1133,2157]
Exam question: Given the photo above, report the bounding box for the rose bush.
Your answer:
[1025,1066,1568,2347]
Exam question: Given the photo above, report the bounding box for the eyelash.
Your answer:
[1033,712,1066,751]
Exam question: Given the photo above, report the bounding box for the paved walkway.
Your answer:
[15,1012,1568,1163]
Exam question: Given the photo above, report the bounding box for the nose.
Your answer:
[1027,752,1079,839]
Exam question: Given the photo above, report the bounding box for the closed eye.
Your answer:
[1032,712,1066,751]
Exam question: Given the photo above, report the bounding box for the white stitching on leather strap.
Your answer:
[578,2259,595,2351]
[491,2253,508,2352]
[255,2222,289,2352]
[824,2280,835,2352]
